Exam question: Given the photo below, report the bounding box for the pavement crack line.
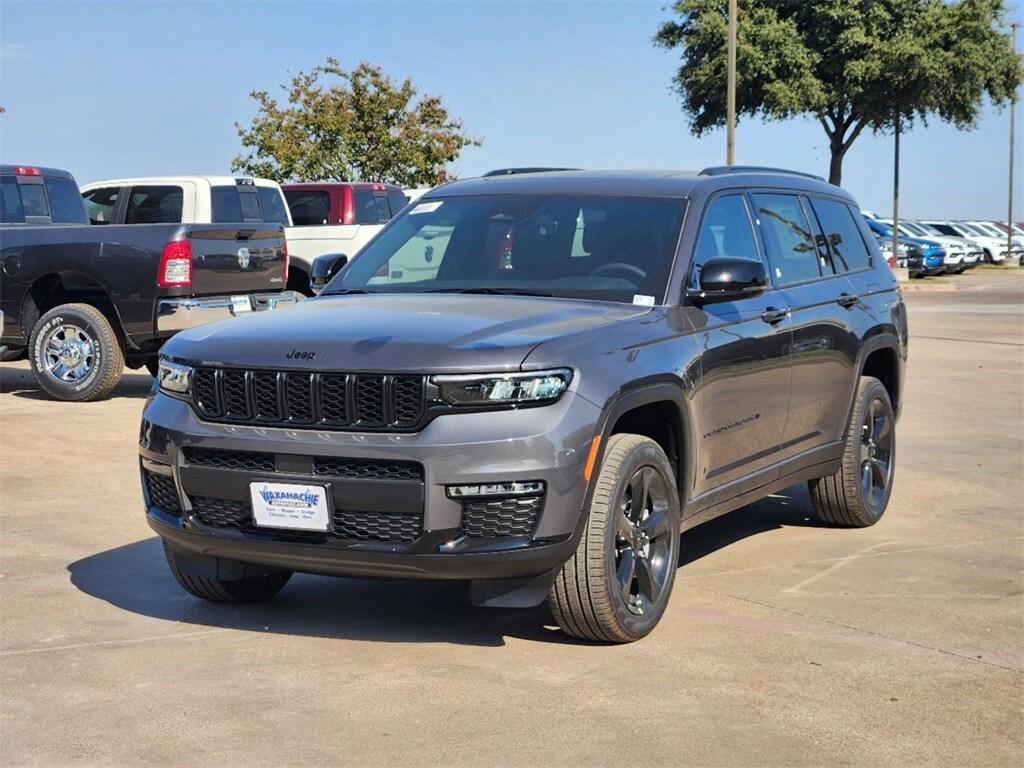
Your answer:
[782,542,899,593]
[0,627,230,657]
[912,334,1024,347]
[697,587,1023,674]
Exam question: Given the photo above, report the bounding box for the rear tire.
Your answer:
[548,434,681,643]
[809,376,895,527]
[28,303,124,401]
[164,546,292,603]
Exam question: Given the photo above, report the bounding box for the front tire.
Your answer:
[28,303,124,401]
[548,434,681,643]
[164,545,292,603]
[809,376,896,527]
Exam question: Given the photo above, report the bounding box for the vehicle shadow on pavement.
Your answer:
[67,537,562,647]
[67,488,821,647]
[0,365,153,399]
[679,485,825,567]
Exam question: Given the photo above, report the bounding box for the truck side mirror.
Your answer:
[310,253,348,295]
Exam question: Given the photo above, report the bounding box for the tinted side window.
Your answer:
[810,197,871,272]
[125,185,183,224]
[257,186,290,225]
[285,190,331,226]
[752,193,820,285]
[692,195,761,286]
[211,186,243,222]
[82,187,120,225]
[1,177,25,223]
[354,190,392,224]
[45,177,88,223]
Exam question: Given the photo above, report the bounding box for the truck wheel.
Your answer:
[164,546,292,603]
[548,434,680,643]
[809,376,895,527]
[28,303,124,401]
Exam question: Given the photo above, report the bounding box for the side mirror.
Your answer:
[310,253,348,295]
[687,256,768,305]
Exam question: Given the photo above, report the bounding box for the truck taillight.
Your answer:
[158,240,192,287]
[281,240,289,283]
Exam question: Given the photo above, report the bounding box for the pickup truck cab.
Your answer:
[2,166,300,401]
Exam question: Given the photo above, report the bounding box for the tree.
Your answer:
[654,0,1022,185]
[232,58,480,186]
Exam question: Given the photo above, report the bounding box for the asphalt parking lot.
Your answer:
[1,270,1022,767]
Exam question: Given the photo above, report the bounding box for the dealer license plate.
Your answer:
[250,482,330,532]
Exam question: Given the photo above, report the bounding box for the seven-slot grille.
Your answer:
[192,368,426,430]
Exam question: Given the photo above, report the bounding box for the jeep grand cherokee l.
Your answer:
[140,168,907,643]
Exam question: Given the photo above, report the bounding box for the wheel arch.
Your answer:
[21,272,125,347]
[588,382,693,510]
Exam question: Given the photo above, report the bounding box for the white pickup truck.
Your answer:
[80,176,405,293]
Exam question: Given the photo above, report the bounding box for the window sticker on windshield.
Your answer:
[632,294,655,307]
[411,201,443,214]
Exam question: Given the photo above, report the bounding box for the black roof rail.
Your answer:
[699,165,826,182]
[482,167,580,177]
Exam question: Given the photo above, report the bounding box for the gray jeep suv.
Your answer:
[141,168,907,643]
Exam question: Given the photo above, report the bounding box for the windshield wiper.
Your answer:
[426,287,554,297]
[321,288,378,295]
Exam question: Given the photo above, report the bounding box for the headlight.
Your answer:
[433,369,572,407]
[157,358,192,395]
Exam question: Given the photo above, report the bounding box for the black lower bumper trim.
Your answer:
[148,512,580,581]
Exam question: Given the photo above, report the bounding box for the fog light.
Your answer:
[447,481,545,498]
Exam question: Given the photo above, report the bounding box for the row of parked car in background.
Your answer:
[863,211,1024,278]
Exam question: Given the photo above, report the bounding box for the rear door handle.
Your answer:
[837,292,859,308]
[760,306,789,325]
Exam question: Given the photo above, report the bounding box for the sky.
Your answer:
[1,0,1020,219]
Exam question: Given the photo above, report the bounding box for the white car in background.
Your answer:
[963,220,1024,253]
[81,176,404,294]
[920,220,1013,264]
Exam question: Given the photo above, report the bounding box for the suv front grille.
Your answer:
[190,495,422,543]
[313,457,423,481]
[190,368,427,431]
[183,447,276,472]
[461,495,543,538]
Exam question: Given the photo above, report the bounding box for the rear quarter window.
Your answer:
[353,190,393,224]
[808,197,871,272]
[82,187,120,224]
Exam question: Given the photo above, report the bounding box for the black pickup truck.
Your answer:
[0,165,300,400]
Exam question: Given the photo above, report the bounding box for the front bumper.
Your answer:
[139,389,600,580]
[156,291,303,333]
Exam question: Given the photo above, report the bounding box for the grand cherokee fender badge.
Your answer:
[703,413,760,439]
[286,349,316,360]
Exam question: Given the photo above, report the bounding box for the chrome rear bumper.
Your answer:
[156,291,303,333]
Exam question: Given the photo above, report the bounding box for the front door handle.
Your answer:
[760,306,789,325]
[837,292,859,308]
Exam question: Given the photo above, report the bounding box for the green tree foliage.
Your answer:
[654,0,1022,184]
[232,58,480,186]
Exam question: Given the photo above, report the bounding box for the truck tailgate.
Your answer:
[188,225,286,296]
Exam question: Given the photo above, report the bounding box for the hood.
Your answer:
[162,293,652,372]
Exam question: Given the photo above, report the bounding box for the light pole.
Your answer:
[893,109,901,269]
[726,0,737,165]
[1008,21,1019,267]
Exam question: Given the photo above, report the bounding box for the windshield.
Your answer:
[956,223,987,237]
[326,194,687,303]
[916,222,945,237]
